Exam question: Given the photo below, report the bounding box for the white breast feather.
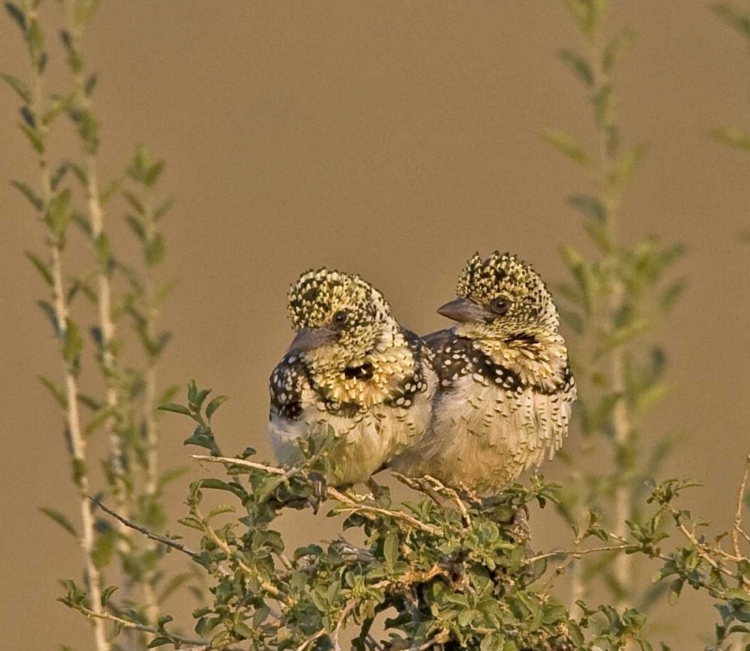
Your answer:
[402,375,573,492]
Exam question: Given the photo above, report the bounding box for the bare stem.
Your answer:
[732,455,750,557]
[22,2,109,648]
[92,497,197,557]
[589,13,631,607]
[61,0,129,528]
[331,599,357,651]
[67,603,205,647]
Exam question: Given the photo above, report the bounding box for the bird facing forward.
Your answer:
[393,252,576,494]
[267,269,436,486]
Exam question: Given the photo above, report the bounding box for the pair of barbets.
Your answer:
[267,252,577,495]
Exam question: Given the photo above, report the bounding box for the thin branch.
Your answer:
[671,511,739,582]
[61,0,129,534]
[67,602,205,647]
[193,506,289,602]
[525,543,639,565]
[332,599,357,651]
[193,455,285,475]
[91,497,197,557]
[732,455,750,557]
[328,487,442,537]
[295,629,326,651]
[394,473,471,526]
[20,2,109,649]
[192,455,444,537]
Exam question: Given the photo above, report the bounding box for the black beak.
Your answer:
[436,297,490,323]
[287,327,338,354]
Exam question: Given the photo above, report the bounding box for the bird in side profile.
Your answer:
[267,268,436,486]
[392,251,576,494]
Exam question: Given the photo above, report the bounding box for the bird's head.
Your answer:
[286,268,397,369]
[439,251,559,339]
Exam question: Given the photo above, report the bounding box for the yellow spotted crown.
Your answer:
[287,268,391,330]
[457,252,559,330]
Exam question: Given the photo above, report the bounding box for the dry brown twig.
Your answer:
[91,497,197,557]
[732,455,750,557]
[192,455,443,537]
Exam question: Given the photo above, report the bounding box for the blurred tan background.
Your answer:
[1,2,749,648]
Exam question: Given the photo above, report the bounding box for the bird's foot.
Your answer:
[307,471,328,514]
[366,477,385,501]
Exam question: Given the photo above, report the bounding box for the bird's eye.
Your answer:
[332,310,349,327]
[489,297,510,316]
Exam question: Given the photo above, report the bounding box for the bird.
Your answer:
[392,251,576,494]
[267,268,437,486]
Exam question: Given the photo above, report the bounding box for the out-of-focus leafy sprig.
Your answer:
[545,0,686,611]
[709,3,750,244]
[70,380,662,651]
[4,2,185,649]
[646,460,750,651]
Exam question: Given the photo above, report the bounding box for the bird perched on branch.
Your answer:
[393,252,576,494]
[268,268,436,486]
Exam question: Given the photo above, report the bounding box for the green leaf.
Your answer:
[383,532,399,569]
[0,73,30,103]
[11,180,43,211]
[177,516,204,532]
[660,279,687,312]
[122,190,145,215]
[84,406,115,436]
[543,129,592,167]
[593,84,615,129]
[156,466,188,493]
[157,573,190,605]
[19,122,44,154]
[710,126,750,151]
[667,578,684,605]
[596,319,649,358]
[38,374,66,408]
[4,2,26,33]
[603,29,637,73]
[94,232,113,269]
[560,245,595,315]
[609,143,648,190]
[558,49,593,86]
[566,0,599,42]
[62,320,83,373]
[125,214,146,242]
[184,425,222,456]
[145,160,166,188]
[206,395,229,421]
[147,637,172,648]
[153,197,175,221]
[39,507,78,537]
[20,104,35,128]
[145,233,165,266]
[51,162,70,191]
[208,504,236,519]
[25,251,52,285]
[37,300,59,335]
[100,175,123,205]
[84,73,98,97]
[45,189,73,236]
[157,402,191,417]
[43,92,75,127]
[569,194,607,223]
[100,585,118,607]
[712,3,750,40]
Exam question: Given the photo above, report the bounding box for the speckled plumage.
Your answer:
[393,252,576,493]
[268,269,436,485]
